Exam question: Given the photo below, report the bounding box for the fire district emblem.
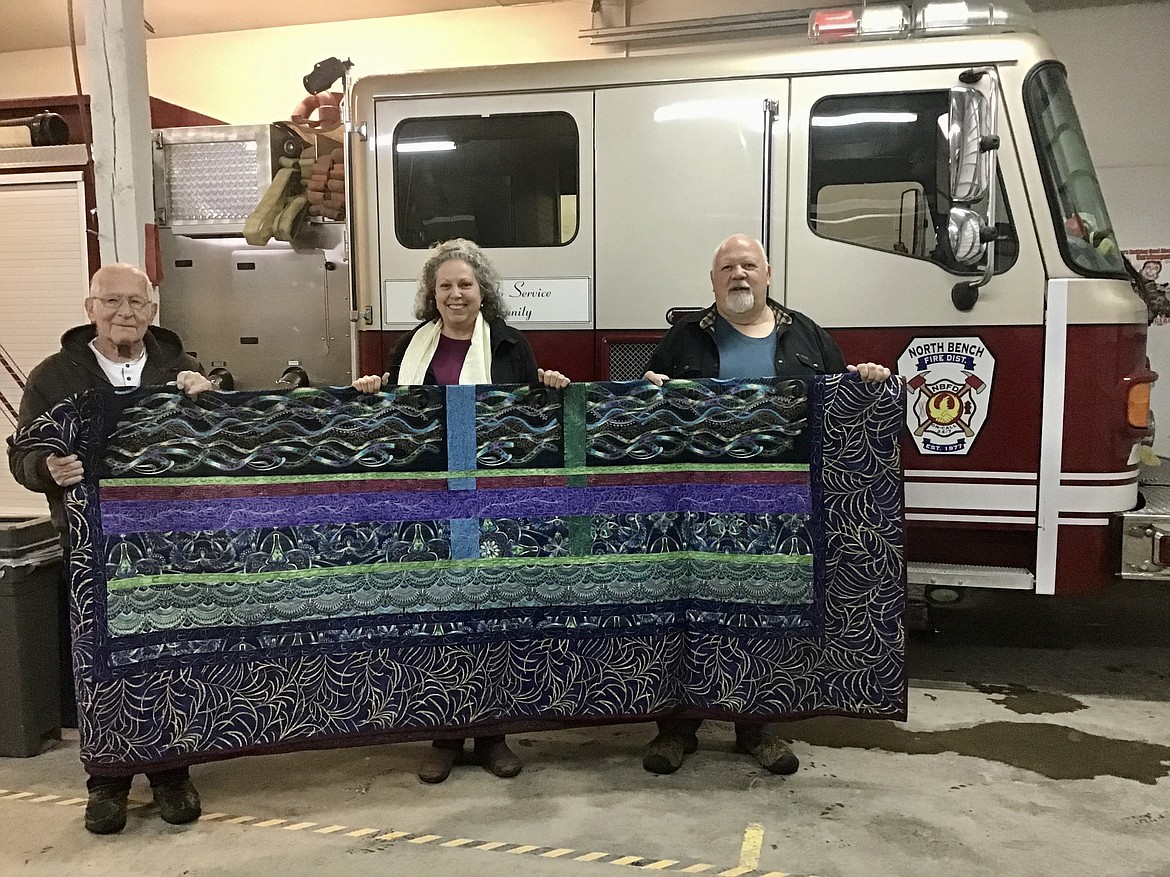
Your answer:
[897,337,995,455]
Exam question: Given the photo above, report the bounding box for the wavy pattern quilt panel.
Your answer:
[11,376,906,774]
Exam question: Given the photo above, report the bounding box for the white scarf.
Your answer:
[397,314,493,385]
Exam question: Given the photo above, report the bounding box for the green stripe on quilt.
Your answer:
[107,551,813,591]
[104,552,817,636]
[564,383,587,488]
[101,462,809,488]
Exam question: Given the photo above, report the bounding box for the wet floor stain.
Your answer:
[969,682,1088,715]
[1126,811,1167,825]
[785,718,1170,784]
[1105,662,1168,681]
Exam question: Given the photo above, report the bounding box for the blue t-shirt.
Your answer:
[715,315,777,379]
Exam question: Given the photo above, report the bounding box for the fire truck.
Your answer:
[151,1,1156,603]
[342,0,1154,603]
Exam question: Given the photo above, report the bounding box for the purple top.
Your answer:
[430,334,472,386]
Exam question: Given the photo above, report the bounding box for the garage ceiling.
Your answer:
[2,0,1161,54]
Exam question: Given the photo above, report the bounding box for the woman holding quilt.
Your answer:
[353,238,569,783]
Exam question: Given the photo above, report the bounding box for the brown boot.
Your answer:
[736,726,799,775]
[473,736,522,778]
[642,731,699,774]
[151,776,201,824]
[84,786,129,835]
[418,741,462,784]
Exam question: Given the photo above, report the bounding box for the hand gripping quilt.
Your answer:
[11,376,906,774]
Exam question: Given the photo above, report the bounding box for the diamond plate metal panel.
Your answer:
[1138,456,1170,487]
[1120,484,1170,579]
[165,141,261,223]
[1136,484,1170,517]
[153,124,303,233]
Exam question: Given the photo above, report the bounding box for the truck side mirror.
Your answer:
[948,85,992,204]
[944,70,1003,311]
[947,206,987,265]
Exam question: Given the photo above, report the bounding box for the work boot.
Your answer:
[418,743,461,784]
[84,786,129,835]
[473,736,523,779]
[642,731,699,775]
[152,776,202,824]
[736,726,799,775]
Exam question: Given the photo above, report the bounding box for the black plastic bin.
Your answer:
[0,516,62,757]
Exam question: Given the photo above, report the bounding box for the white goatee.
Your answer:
[725,289,755,315]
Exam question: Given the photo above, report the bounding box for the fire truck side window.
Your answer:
[393,112,579,249]
[808,91,1018,275]
[1024,62,1125,277]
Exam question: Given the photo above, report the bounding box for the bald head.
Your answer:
[711,235,767,272]
[89,263,152,299]
[710,234,771,326]
[84,262,157,356]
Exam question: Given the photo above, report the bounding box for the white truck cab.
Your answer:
[345,1,1154,601]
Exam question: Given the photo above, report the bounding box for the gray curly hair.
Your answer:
[415,238,507,322]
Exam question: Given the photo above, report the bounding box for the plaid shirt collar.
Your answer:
[700,299,793,333]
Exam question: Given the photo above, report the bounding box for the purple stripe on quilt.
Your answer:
[100,478,441,501]
[100,483,812,535]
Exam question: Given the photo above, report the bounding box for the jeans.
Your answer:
[86,766,191,794]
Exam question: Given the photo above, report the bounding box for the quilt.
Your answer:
[12,376,906,775]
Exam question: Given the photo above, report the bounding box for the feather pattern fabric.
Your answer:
[10,376,906,775]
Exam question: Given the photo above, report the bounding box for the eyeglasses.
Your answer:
[93,296,153,313]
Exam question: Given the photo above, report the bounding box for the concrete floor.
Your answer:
[2,589,1169,877]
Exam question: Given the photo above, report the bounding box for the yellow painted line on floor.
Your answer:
[542,848,575,858]
[375,831,411,842]
[739,824,765,870]
[0,786,827,877]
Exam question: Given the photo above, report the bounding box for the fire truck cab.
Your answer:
[346,1,1153,601]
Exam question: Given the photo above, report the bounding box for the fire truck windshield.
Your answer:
[1025,62,1125,277]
